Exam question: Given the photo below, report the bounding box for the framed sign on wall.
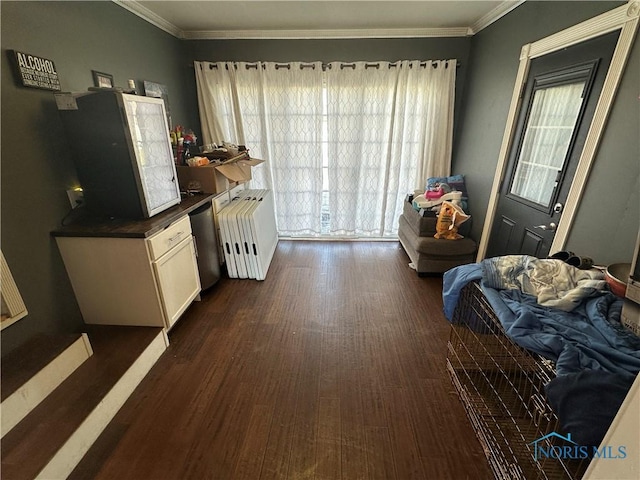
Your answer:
[92,70,114,88]
[9,50,61,91]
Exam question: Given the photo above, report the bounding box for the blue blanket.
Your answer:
[443,262,640,377]
[544,370,636,447]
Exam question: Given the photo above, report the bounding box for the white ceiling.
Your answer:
[114,1,525,39]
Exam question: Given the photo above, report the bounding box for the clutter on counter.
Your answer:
[176,144,265,194]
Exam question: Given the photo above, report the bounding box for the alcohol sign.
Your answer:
[10,50,61,91]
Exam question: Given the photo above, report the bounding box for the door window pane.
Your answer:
[510,82,585,207]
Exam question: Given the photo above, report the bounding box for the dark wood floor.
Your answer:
[70,241,492,480]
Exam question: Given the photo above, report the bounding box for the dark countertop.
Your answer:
[51,193,216,239]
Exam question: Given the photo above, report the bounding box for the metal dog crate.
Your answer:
[446,281,590,479]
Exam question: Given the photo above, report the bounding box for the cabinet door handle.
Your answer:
[168,231,184,243]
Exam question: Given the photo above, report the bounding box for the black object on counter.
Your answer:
[189,202,220,290]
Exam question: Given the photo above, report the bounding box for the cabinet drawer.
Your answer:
[147,215,192,260]
[212,191,230,213]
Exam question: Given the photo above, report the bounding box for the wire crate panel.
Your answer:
[447,281,590,479]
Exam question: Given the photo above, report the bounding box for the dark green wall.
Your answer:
[0,1,195,353]
[188,37,471,64]
[566,33,639,262]
[453,1,638,264]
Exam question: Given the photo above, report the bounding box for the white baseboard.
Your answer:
[1,334,93,438]
[35,329,169,480]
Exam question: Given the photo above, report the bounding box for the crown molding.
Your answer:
[113,0,184,38]
[181,27,472,40]
[114,0,526,40]
[469,0,526,35]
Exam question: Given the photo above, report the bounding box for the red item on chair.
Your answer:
[426,187,444,200]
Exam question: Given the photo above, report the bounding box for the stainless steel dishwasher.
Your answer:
[189,202,221,290]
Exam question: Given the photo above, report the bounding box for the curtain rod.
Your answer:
[202,60,459,71]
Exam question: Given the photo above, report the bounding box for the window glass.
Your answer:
[510,82,585,207]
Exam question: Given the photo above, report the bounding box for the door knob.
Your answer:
[534,222,557,231]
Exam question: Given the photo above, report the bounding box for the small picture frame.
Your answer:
[92,70,113,88]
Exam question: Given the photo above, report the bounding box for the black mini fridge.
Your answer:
[56,90,180,219]
[189,202,221,290]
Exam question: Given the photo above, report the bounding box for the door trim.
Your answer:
[477,1,639,260]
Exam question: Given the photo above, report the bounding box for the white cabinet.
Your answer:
[56,215,200,330]
[153,236,200,328]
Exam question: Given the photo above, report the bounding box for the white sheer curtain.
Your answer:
[194,59,456,238]
[194,61,325,235]
[260,63,325,235]
[194,61,243,147]
[325,60,456,236]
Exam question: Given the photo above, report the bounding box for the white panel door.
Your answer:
[152,236,200,328]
